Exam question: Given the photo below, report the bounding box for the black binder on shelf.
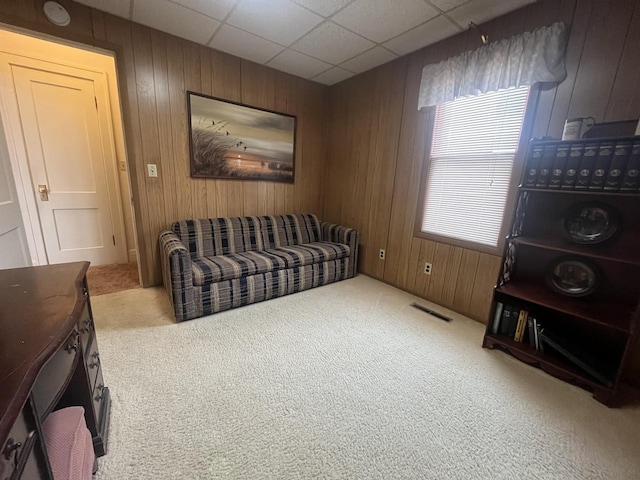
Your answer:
[549,143,570,189]
[575,142,600,190]
[561,143,584,189]
[524,144,545,188]
[620,140,640,191]
[604,141,632,191]
[535,143,559,188]
[588,141,615,190]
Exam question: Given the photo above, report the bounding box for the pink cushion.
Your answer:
[42,407,95,480]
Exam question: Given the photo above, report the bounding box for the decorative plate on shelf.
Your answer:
[546,256,599,297]
[563,202,619,245]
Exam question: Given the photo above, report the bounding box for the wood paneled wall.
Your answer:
[0,0,328,287]
[323,0,640,324]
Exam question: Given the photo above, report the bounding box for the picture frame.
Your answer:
[187,91,296,183]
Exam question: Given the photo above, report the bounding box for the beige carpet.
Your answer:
[87,263,140,296]
[90,275,640,479]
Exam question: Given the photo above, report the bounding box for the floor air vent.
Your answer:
[410,303,452,322]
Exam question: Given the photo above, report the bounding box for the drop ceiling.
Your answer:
[74,0,536,85]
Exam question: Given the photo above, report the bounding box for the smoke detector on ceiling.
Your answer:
[43,1,71,27]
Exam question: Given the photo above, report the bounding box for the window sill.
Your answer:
[412,229,502,256]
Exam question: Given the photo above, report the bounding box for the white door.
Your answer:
[0,54,126,265]
[0,115,30,269]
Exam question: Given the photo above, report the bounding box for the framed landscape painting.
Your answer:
[187,91,296,183]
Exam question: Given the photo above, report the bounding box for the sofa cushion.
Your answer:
[258,215,321,250]
[192,250,288,286]
[174,216,264,257]
[268,242,351,269]
[192,241,350,285]
[173,214,321,257]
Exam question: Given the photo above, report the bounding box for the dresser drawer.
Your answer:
[86,337,101,391]
[0,408,42,480]
[92,366,106,425]
[32,330,79,419]
[0,409,31,480]
[77,301,94,356]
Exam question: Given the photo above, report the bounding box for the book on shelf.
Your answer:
[527,317,536,348]
[491,302,504,334]
[513,309,528,343]
[604,140,632,191]
[561,143,584,189]
[575,142,600,190]
[533,317,542,351]
[499,303,516,337]
[588,141,615,190]
[535,143,559,188]
[524,144,545,187]
[620,140,640,191]
[538,328,615,387]
[549,143,570,189]
[507,308,519,339]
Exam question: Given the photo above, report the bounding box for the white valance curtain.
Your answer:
[417,22,568,109]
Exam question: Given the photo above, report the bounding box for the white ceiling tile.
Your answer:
[209,25,284,64]
[312,67,354,85]
[340,47,397,74]
[427,0,470,12]
[132,0,220,45]
[293,0,352,17]
[292,22,374,65]
[384,14,461,56]
[82,0,537,84]
[447,0,537,28]
[267,49,332,79]
[169,0,237,20]
[227,0,323,46]
[332,0,439,43]
[73,0,131,18]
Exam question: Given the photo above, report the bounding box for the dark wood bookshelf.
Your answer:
[484,136,640,406]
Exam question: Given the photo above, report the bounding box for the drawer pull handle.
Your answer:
[80,318,91,334]
[89,355,100,369]
[95,384,105,402]
[3,438,21,464]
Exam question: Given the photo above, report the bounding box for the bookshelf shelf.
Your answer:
[483,135,640,407]
[520,187,640,197]
[510,236,640,266]
[483,334,614,402]
[495,281,634,333]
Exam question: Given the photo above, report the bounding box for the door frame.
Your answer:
[0,95,47,264]
[0,25,139,272]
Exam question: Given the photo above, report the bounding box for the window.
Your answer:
[418,86,531,251]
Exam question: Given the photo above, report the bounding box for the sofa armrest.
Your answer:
[159,230,196,321]
[320,222,359,278]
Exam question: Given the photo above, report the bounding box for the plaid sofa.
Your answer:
[159,214,358,321]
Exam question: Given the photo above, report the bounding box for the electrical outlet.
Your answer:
[119,161,127,172]
[424,262,432,275]
[379,249,386,260]
[147,164,158,177]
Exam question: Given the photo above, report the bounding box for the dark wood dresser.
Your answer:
[0,262,111,479]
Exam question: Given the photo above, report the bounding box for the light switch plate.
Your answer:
[147,164,158,177]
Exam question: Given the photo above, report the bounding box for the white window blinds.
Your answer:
[421,86,530,248]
